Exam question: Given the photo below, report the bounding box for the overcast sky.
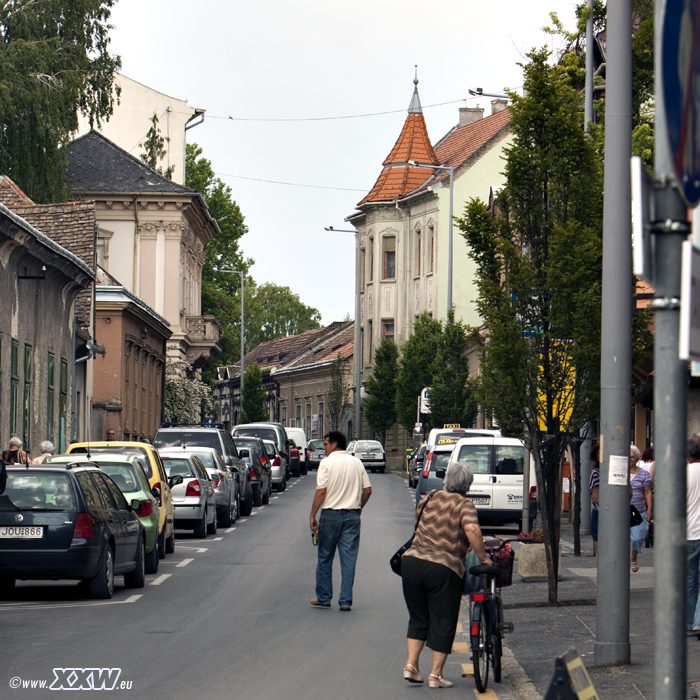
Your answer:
[108,0,577,324]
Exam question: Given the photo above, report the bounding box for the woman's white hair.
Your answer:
[444,461,474,493]
[630,444,641,459]
[39,441,55,455]
[9,436,22,448]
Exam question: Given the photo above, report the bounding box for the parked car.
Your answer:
[170,447,239,527]
[408,444,426,488]
[285,427,309,474]
[232,423,291,478]
[287,441,301,477]
[424,427,501,449]
[67,441,175,559]
[153,426,252,518]
[46,454,161,574]
[348,440,386,473]
[261,439,286,492]
[0,463,146,599]
[160,453,218,538]
[235,443,272,506]
[307,439,325,470]
[415,438,459,504]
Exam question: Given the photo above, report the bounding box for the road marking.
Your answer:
[472,689,499,698]
[176,545,208,551]
[197,548,207,553]
[150,574,172,586]
[225,527,236,533]
[250,511,258,515]
[212,537,223,541]
[176,558,194,568]
[272,496,279,499]
[452,642,470,654]
[0,594,143,612]
[461,662,474,678]
[238,519,247,523]
[258,506,266,509]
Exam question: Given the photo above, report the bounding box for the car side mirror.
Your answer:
[416,456,424,463]
[286,439,293,447]
[435,468,446,479]
[229,466,239,474]
[168,475,183,488]
[130,499,141,512]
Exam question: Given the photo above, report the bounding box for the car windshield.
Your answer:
[308,440,324,450]
[161,458,195,478]
[70,445,153,479]
[233,438,263,456]
[1,471,77,511]
[100,465,141,493]
[153,431,221,452]
[233,427,277,442]
[355,441,383,452]
[432,452,453,473]
[455,445,491,474]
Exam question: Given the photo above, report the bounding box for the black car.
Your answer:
[0,464,148,599]
[408,444,426,488]
[234,440,272,507]
[232,423,292,478]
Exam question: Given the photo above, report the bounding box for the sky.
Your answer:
[107,0,578,324]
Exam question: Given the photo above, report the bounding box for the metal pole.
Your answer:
[584,0,594,132]
[240,272,244,395]
[447,167,454,310]
[652,2,690,694]
[594,0,632,668]
[355,228,362,440]
[580,431,592,537]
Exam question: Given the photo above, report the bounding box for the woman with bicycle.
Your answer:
[401,462,491,689]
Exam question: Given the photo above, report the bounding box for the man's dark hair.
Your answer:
[689,436,700,461]
[324,431,347,450]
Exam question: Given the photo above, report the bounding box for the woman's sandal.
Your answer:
[428,674,453,689]
[631,561,639,573]
[403,664,424,683]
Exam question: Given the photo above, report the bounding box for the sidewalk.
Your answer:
[459,523,700,699]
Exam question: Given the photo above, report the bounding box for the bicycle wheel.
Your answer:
[490,598,502,682]
[471,601,490,692]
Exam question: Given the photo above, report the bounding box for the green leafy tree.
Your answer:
[395,313,442,433]
[140,112,174,179]
[326,354,350,431]
[164,361,213,424]
[428,309,478,429]
[363,339,399,445]
[0,0,121,202]
[457,49,604,605]
[240,364,268,423]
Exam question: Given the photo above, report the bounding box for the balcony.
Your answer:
[185,315,222,368]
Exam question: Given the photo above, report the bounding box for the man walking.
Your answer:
[309,431,372,611]
[687,435,700,637]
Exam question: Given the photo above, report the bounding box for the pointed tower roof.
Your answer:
[359,75,439,206]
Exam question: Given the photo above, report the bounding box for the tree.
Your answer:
[164,361,213,424]
[428,308,478,429]
[0,0,121,202]
[140,112,174,179]
[457,49,604,605]
[240,364,268,423]
[363,339,399,444]
[326,354,350,431]
[395,313,442,433]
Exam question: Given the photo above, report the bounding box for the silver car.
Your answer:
[348,440,386,474]
[307,439,326,470]
[171,447,239,527]
[262,439,286,492]
[160,452,218,538]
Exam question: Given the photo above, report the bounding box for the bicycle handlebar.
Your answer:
[483,536,536,552]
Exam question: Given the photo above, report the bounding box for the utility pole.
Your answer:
[584,0,594,132]
[594,0,632,667]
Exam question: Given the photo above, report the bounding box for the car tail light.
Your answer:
[422,452,434,479]
[291,449,299,457]
[186,480,201,497]
[73,513,93,539]
[260,455,268,465]
[529,486,537,501]
[249,467,259,481]
[211,471,225,487]
[470,621,480,637]
[272,456,281,467]
[136,500,154,517]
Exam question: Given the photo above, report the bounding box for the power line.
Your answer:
[215,172,366,192]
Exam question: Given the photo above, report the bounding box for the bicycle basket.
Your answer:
[495,548,514,587]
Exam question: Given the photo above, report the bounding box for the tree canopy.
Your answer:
[326,354,350,431]
[240,364,268,423]
[140,112,174,179]
[0,0,121,202]
[363,339,399,444]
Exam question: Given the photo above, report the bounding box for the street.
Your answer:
[0,472,519,700]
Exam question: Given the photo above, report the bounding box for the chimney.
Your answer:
[491,99,508,115]
[459,106,484,127]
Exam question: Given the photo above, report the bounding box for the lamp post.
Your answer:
[214,268,245,403]
[325,226,362,440]
[409,161,455,310]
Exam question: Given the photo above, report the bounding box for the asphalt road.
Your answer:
[0,472,517,699]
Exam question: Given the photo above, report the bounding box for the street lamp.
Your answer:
[214,268,245,396]
[410,161,455,310]
[325,225,362,440]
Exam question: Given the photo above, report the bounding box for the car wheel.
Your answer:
[157,528,166,560]
[233,493,240,522]
[221,498,233,528]
[262,485,270,504]
[194,511,207,538]
[145,543,159,574]
[301,464,308,476]
[253,489,262,507]
[166,528,176,554]
[207,508,218,535]
[380,467,385,474]
[277,477,286,492]
[86,545,114,599]
[125,537,146,588]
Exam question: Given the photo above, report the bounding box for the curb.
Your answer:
[502,644,543,700]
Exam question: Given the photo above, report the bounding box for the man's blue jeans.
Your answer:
[688,540,700,633]
[315,509,361,607]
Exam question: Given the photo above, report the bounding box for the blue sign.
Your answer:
[663,0,700,207]
[203,417,214,427]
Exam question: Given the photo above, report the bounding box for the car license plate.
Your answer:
[470,497,490,506]
[0,526,44,539]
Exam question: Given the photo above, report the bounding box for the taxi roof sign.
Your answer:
[443,424,460,429]
[437,438,455,445]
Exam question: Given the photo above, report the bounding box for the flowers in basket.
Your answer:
[517,528,544,543]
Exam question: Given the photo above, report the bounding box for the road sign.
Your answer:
[203,417,214,427]
[311,414,319,434]
[631,156,655,283]
[420,388,430,414]
[662,0,700,207]
[680,239,700,360]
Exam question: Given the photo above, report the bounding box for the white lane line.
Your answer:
[258,506,266,509]
[176,545,208,551]
[197,548,208,553]
[176,558,194,568]
[0,594,143,612]
[212,537,223,541]
[238,519,247,523]
[150,573,172,586]
[250,511,258,515]
[225,527,236,533]
[272,496,279,500]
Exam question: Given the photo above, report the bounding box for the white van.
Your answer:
[425,427,501,449]
[449,436,537,528]
[285,427,308,473]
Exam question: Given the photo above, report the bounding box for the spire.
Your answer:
[408,65,422,114]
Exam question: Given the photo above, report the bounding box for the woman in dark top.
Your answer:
[401,461,490,688]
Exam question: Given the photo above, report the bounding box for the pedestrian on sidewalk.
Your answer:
[686,436,700,637]
[308,430,372,612]
[400,462,491,689]
[1,436,30,465]
[630,444,652,573]
[639,447,655,548]
[31,441,55,464]
[589,442,600,557]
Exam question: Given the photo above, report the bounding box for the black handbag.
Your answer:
[390,491,436,576]
[630,504,644,527]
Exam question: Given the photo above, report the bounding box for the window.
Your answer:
[295,404,301,428]
[23,344,32,446]
[368,320,373,364]
[10,339,18,437]
[369,238,374,282]
[361,246,366,287]
[306,403,312,439]
[415,228,422,276]
[383,237,396,280]
[281,406,287,427]
[428,225,435,272]
[318,402,324,438]
[382,322,395,342]
[47,353,55,443]
[360,328,364,369]
[495,445,526,475]
[59,358,68,453]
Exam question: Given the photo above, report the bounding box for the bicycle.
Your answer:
[468,535,532,693]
